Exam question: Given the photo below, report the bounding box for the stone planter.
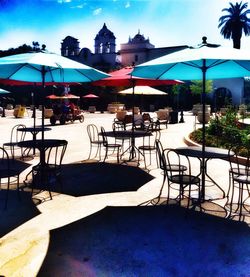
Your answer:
[193,104,211,116]
[220,107,227,115]
[197,111,210,124]
[239,107,247,116]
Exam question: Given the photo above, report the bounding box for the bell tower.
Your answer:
[94,23,116,54]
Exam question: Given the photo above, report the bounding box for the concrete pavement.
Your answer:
[0,109,245,276]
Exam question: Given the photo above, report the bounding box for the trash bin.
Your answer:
[169,111,178,124]
[14,105,26,118]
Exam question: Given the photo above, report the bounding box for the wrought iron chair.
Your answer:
[226,145,250,220]
[0,146,30,208]
[163,147,201,208]
[3,124,27,159]
[112,121,131,152]
[138,122,161,168]
[86,124,103,160]
[101,126,122,163]
[31,140,68,200]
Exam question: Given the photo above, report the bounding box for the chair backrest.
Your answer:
[164,148,192,178]
[45,140,68,167]
[100,126,108,146]
[112,121,125,131]
[155,139,166,170]
[10,124,26,144]
[0,146,10,175]
[228,145,250,177]
[87,124,101,143]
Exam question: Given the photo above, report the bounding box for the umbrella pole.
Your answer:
[201,59,207,202]
[131,81,136,159]
[41,67,45,142]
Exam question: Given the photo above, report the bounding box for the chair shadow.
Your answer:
[32,162,154,197]
[0,190,40,237]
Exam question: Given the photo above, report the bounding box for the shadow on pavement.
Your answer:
[32,162,154,197]
[0,190,40,237]
[38,205,250,276]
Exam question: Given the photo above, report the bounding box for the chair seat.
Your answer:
[234,174,250,184]
[166,164,187,172]
[92,140,103,145]
[106,143,122,148]
[139,145,156,151]
[170,174,200,185]
[230,167,249,175]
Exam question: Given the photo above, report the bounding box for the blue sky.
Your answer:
[1,0,249,54]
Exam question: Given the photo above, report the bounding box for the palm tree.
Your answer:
[218,1,250,49]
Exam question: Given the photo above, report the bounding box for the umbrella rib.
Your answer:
[75,69,95,82]
[156,63,178,79]
[5,63,28,79]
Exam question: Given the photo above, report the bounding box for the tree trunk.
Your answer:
[233,38,241,49]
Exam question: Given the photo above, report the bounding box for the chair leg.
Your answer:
[116,147,120,163]
[103,147,108,163]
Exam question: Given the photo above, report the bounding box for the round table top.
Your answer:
[104,130,152,138]
[175,146,230,159]
[17,126,51,133]
[18,139,67,149]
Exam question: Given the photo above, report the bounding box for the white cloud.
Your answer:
[93,8,102,16]
[70,3,86,9]
[125,2,130,8]
[57,0,71,3]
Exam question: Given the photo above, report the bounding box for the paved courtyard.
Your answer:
[0,109,249,276]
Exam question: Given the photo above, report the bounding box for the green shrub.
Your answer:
[190,107,250,157]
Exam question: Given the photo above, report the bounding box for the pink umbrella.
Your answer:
[82,93,99,98]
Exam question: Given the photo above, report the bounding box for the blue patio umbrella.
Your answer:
[0,88,11,117]
[132,37,250,201]
[0,88,11,94]
[0,51,109,139]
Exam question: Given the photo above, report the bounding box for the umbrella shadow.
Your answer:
[32,162,154,197]
[0,190,40,237]
[38,205,250,276]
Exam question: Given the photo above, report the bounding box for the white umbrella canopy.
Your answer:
[132,37,250,201]
[118,86,167,95]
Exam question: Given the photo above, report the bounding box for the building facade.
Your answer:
[61,24,188,72]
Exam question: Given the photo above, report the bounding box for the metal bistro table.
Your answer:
[175,146,231,201]
[103,130,152,165]
[18,139,65,167]
[18,139,65,188]
[17,126,51,155]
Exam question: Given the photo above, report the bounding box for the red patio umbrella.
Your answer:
[92,66,182,87]
[93,67,183,161]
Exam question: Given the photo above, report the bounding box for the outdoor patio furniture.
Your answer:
[112,121,130,152]
[225,146,250,220]
[155,109,169,128]
[30,139,68,200]
[0,146,30,209]
[87,124,103,160]
[175,146,229,201]
[163,148,201,208]
[3,124,27,159]
[101,127,122,163]
[138,122,161,168]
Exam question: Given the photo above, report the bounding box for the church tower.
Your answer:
[94,23,116,54]
[61,36,80,57]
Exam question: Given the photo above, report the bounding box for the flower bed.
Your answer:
[190,106,250,157]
